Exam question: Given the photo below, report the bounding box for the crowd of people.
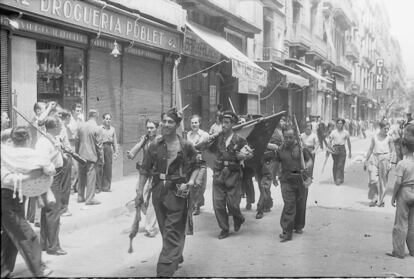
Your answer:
[1,101,413,277]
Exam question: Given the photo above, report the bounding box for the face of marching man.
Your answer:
[283,129,295,147]
[146,121,157,137]
[222,117,234,134]
[191,116,201,132]
[161,114,178,136]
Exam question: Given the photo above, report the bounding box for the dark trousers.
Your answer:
[317,135,325,149]
[97,143,113,191]
[40,168,63,252]
[1,189,42,277]
[152,181,187,277]
[332,145,346,184]
[280,181,308,235]
[60,156,72,210]
[257,161,273,213]
[212,169,244,232]
[78,161,97,203]
[26,197,37,223]
[241,167,255,204]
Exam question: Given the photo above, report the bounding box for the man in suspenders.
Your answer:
[142,108,198,277]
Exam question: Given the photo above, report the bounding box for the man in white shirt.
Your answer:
[35,115,67,255]
[328,118,352,185]
[301,122,319,177]
[187,115,209,216]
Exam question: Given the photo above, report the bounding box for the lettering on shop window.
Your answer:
[0,0,181,53]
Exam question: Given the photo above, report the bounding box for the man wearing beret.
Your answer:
[328,118,352,185]
[141,108,199,277]
[207,111,253,239]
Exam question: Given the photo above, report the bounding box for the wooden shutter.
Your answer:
[1,29,10,114]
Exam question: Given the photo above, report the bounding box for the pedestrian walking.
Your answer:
[300,122,319,178]
[141,108,199,277]
[267,116,287,187]
[36,116,68,255]
[127,119,160,239]
[204,111,253,240]
[76,109,103,205]
[97,113,118,192]
[57,110,74,217]
[316,116,326,149]
[328,118,352,185]
[68,103,84,193]
[255,154,274,219]
[387,138,414,259]
[186,114,209,217]
[1,127,54,277]
[275,127,313,242]
[364,120,395,207]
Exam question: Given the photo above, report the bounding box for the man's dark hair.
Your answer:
[44,115,60,130]
[145,119,159,128]
[379,120,389,129]
[102,113,111,119]
[11,126,30,146]
[190,114,201,122]
[59,109,71,120]
[88,109,99,119]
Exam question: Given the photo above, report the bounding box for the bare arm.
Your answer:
[347,134,352,158]
[365,137,375,162]
[113,128,118,155]
[392,176,402,207]
[128,136,146,159]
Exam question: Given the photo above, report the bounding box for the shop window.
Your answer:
[36,42,84,111]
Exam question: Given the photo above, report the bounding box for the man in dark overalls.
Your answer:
[142,108,198,277]
[275,127,313,242]
[207,111,253,239]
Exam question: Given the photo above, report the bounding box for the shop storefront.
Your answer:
[178,27,221,131]
[185,22,267,116]
[257,61,309,120]
[1,0,183,177]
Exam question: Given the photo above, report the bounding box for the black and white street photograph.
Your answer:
[1,0,414,277]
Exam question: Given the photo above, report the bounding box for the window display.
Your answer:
[36,42,84,111]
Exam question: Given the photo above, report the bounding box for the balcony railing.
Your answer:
[336,55,353,74]
[311,35,328,59]
[345,41,359,62]
[263,47,287,63]
[288,23,312,48]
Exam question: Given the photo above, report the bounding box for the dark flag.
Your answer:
[235,112,285,173]
[204,111,285,173]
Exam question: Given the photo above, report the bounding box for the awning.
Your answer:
[186,22,267,91]
[273,67,309,87]
[296,65,332,84]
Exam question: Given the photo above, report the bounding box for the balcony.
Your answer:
[260,0,284,11]
[308,35,327,60]
[323,0,356,28]
[263,47,287,63]
[345,41,359,62]
[334,55,352,75]
[286,23,312,51]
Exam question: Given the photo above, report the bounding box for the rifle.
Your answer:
[12,106,87,166]
[293,114,313,188]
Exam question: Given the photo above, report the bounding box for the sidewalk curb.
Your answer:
[61,175,137,235]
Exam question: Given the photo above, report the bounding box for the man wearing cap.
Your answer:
[142,108,198,277]
[206,111,253,239]
[328,118,352,185]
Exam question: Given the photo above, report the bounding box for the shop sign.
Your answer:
[1,0,181,53]
[183,30,221,63]
[92,38,163,60]
[232,59,267,90]
[124,46,163,61]
[376,59,384,90]
[0,16,87,44]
